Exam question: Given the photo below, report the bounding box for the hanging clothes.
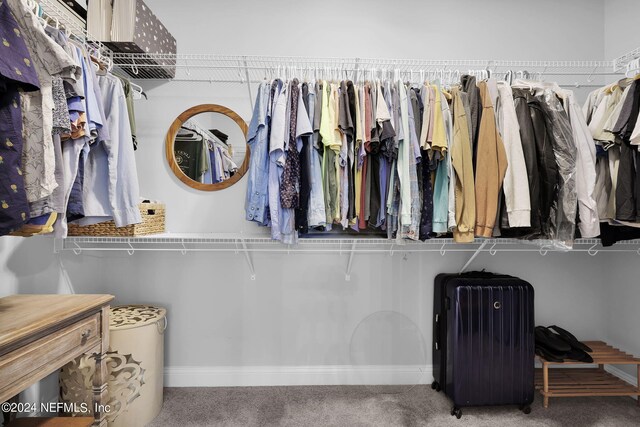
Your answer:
[450,87,475,243]
[585,75,640,245]
[244,73,601,248]
[308,80,326,229]
[1,1,143,238]
[245,81,272,226]
[74,73,141,227]
[512,88,542,237]
[7,0,80,211]
[495,82,531,229]
[174,130,205,181]
[557,88,599,238]
[268,80,288,241]
[475,81,508,238]
[0,0,40,235]
[432,85,451,234]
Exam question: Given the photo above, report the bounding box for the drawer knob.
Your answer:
[81,329,91,340]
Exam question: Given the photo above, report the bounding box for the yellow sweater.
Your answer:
[451,88,476,243]
[475,81,508,238]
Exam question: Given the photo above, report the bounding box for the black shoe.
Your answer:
[536,345,566,362]
[565,348,594,363]
[548,325,593,353]
[535,326,572,353]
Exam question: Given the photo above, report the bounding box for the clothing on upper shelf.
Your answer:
[244,73,609,248]
[0,0,142,237]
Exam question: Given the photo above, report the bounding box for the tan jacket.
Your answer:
[475,82,508,237]
[451,88,476,243]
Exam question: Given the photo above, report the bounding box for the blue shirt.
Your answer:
[306,82,326,228]
[245,81,272,225]
[268,81,288,241]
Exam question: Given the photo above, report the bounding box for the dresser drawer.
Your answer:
[0,313,102,388]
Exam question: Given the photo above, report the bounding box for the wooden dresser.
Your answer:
[0,294,114,427]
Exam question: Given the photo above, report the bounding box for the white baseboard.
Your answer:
[164,365,432,387]
[164,363,638,396]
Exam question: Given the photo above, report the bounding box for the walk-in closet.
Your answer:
[2,1,640,426]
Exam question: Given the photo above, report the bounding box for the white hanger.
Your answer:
[625,58,640,78]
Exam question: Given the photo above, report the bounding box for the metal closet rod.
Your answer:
[112,54,621,74]
[111,53,613,66]
[116,63,623,76]
[133,79,606,89]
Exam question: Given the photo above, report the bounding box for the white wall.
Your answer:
[149,0,605,60]
[2,238,612,386]
[604,0,640,60]
[603,253,640,381]
[3,0,631,389]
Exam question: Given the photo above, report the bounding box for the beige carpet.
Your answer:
[148,385,640,426]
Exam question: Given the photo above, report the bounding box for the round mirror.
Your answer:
[165,104,249,191]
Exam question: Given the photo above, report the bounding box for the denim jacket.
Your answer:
[245,81,272,225]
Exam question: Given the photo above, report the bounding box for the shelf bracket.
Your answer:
[345,241,357,281]
[72,241,82,256]
[126,239,135,256]
[57,253,76,294]
[53,237,63,254]
[460,240,488,273]
[238,237,256,281]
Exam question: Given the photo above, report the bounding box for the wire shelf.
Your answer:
[39,0,112,60]
[54,234,640,280]
[56,234,640,254]
[614,47,640,72]
[109,53,622,85]
[36,1,640,84]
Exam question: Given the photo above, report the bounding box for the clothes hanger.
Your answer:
[505,70,513,85]
[452,69,460,86]
[625,58,640,78]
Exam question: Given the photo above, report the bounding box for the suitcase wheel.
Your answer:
[431,381,441,392]
[519,405,531,414]
[451,406,462,419]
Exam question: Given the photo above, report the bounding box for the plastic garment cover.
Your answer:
[539,90,577,249]
[526,92,557,239]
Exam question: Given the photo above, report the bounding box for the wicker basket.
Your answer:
[67,203,165,237]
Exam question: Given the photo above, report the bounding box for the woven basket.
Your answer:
[67,203,165,237]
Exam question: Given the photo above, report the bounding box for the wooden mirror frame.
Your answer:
[165,104,250,191]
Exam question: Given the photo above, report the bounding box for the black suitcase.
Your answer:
[432,272,535,419]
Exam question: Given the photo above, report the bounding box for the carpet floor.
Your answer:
[148,385,640,427]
